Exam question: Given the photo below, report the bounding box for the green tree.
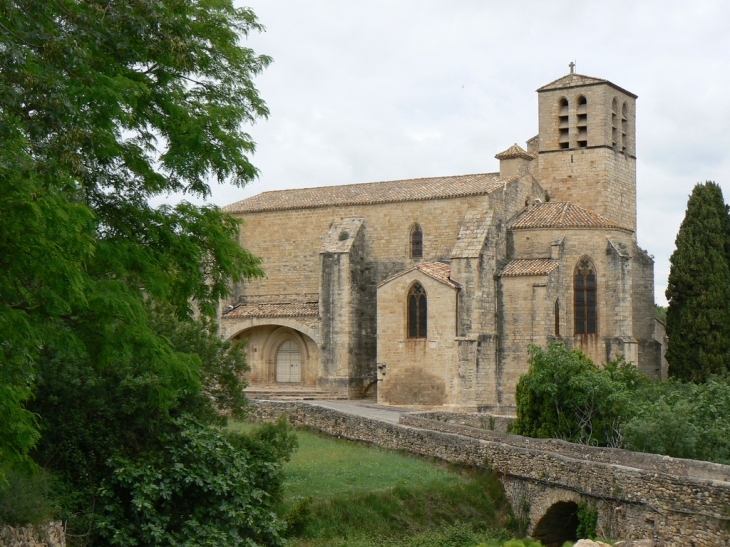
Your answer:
[0,0,276,542]
[512,341,648,447]
[666,182,730,382]
[622,375,730,463]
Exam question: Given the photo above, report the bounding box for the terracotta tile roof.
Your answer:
[222,173,515,213]
[222,301,319,319]
[495,143,534,161]
[537,73,637,98]
[501,259,560,277]
[379,262,460,289]
[510,202,632,232]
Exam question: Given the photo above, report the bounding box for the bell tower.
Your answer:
[534,70,638,231]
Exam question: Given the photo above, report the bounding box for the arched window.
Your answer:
[410,224,423,259]
[574,258,597,334]
[576,96,587,148]
[558,98,569,149]
[407,283,427,338]
[554,299,560,337]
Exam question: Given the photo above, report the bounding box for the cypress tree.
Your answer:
[666,182,730,382]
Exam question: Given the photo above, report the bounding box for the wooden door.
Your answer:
[275,340,301,383]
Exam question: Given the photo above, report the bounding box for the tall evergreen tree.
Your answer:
[666,181,730,382]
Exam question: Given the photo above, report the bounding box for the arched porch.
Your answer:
[231,324,320,387]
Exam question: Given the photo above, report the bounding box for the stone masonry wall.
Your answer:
[377,270,459,407]
[0,522,64,547]
[504,226,660,376]
[536,80,637,231]
[250,401,730,547]
[233,195,494,302]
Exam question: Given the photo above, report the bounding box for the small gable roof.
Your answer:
[223,173,515,214]
[495,143,534,161]
[537,73,637,98]
[501,258,560,277]
[378,262,460,289]
[510,202,632,232]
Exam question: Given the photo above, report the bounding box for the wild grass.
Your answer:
[229,421,525,546]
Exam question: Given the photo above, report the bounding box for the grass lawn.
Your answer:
[229,421,531,546]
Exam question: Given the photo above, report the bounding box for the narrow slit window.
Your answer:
[611,98,619,148]
[621,102,628,151]
[407,283,427,338]
[574,259,597,334]
[554,299,560,337]
[410,224,423,259]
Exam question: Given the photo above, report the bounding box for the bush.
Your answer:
[513,341,730,464]
[623,375,730,463]
[511,342,646,447]
[0,467,55,526]
[576,502,597,540]
[96,417,287,547]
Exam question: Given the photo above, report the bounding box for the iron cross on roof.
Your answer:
[569,61,576,73]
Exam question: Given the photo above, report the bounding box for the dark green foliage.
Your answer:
[97,417,285,547]
[247,415,300,464]
[147,301,251,423]
[514,342,730,464]
[0,384,39,483]
[0,0,267,471]
[284,496,314,538]
[575,503,597,540]
[622,375,730,463]
[654,304,667,323]
[511,341,647,447]
[0,0,278,541]
[666,182,730,382]
[0,467,55,526]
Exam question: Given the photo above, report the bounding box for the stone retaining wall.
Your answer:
[412,410,515,434]
[0,521,64,547]
[251,400,730,547]
[402,413,730,482]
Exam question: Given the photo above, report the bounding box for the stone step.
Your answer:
[244,385,348,401]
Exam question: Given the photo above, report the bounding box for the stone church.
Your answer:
[219,71,663,409]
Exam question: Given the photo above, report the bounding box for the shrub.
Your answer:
[512,341,646,447]
[623,375,730,463]
[0,467,55,526]
[576,502,597,540]
[97,417,287,547]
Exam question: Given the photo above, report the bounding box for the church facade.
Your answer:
[219,72,663,409]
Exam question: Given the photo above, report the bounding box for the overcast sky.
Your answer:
[188,0,730,306]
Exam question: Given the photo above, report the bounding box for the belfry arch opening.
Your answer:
[558,98,569,149]
[576,96,587,147]
[532,501,579,547]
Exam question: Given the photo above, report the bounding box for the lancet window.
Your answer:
[407,283,427,338]
[574,258,597,334]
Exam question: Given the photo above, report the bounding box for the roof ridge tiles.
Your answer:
[223,172,516,214]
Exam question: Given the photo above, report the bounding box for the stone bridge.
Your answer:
[251,400,730,547]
